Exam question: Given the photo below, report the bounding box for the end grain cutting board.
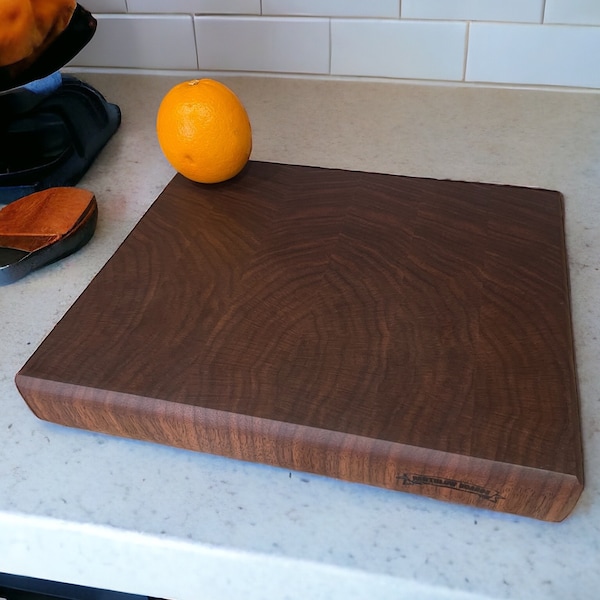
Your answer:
[16,161,583,521]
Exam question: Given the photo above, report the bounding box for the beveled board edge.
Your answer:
[15,373,583,522]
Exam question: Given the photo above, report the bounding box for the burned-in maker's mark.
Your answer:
[398,473,505,503]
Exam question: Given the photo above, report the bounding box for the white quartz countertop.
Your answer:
[1,73,600,600]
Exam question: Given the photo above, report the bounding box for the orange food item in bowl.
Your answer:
[0,0,76,67]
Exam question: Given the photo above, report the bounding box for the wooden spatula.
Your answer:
[0,187,97,285]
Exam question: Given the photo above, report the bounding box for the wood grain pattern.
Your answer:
[15,161,583,521]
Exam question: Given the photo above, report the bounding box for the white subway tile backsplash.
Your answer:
[401,0,543,23]
[84,0,127,12]
[126,0,261,14]
[194,17,330,74]
[545,0,600,25]
[70,3,600,88]
[70,15,198,70]
[262,0,399,18]
[466,23,600,88]
[331,20,466,81]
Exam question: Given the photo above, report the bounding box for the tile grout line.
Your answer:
[328,18,332,75]
[541,0,547,24]
[463,21,470,83]
[191,13,200,71]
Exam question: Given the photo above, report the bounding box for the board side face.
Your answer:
[15,374,583,521]
[16,162,583,518]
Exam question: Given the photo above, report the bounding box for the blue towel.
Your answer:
[24,71,62,95]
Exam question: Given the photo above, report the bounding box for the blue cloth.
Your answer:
[23,71,62,95]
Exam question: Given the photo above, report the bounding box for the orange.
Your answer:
[156,79,252,184]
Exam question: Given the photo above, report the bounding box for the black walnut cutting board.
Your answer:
[16,161,583,521]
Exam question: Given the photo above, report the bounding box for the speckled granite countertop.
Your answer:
[1,73,599,600]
